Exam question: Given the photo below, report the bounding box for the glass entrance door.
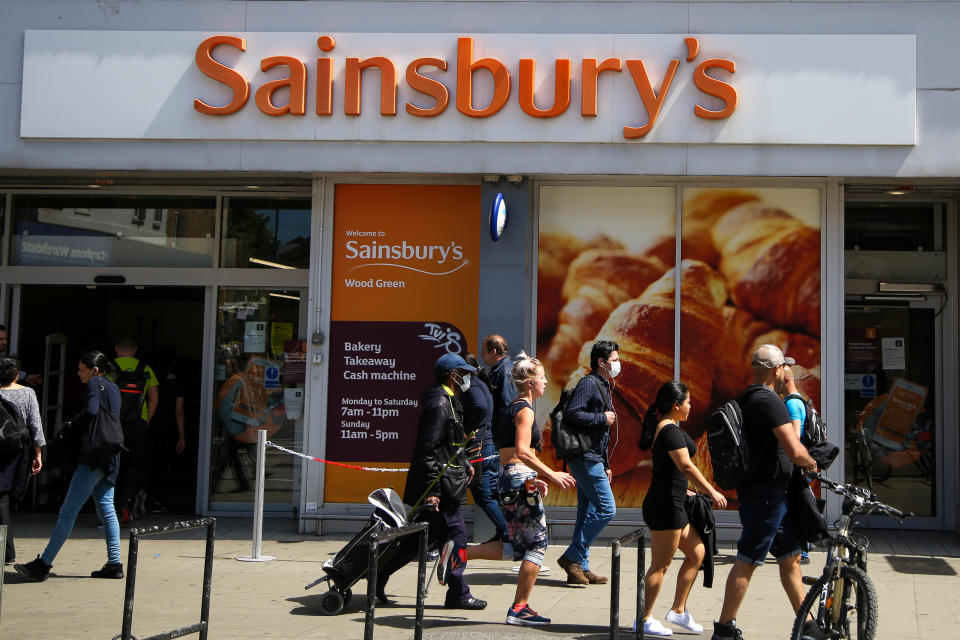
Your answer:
[208,287,306,510]
[844,300,941,527]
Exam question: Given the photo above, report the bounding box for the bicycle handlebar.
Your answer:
[805,471,913,522]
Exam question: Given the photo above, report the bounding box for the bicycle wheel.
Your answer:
[789,565,878,640]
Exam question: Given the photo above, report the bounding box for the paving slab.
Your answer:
[1,514,958,639]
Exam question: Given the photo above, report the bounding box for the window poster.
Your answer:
[679,188,822,506]
[325,184,480,503]
[536,186,676,508]
[536,186,821,509]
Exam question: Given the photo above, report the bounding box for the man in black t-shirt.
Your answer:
[712,345,822,640]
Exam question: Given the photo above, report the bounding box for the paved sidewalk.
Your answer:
[1,513,958,639]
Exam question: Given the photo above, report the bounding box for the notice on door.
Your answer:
[325,184,480,503]
[881,337,906,370]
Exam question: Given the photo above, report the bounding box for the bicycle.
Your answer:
[788,472,911,640]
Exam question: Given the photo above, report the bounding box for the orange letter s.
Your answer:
[194,35,249,116]
[693,59,737,120]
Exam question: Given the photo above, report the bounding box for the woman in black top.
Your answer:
[637,381,727,636]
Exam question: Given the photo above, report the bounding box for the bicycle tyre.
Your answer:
[789,565,878,640]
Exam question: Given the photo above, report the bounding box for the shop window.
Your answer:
[209,287,305,508]
[9,195,216,267]
[0,196,5,264]
[221,198,311,269]
[845,202,947,280]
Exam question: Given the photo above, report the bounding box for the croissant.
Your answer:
[682,190,760,266]
[537,232,623,339]
[544,249,667,383]
[710,306,822,407]
[711,203,821,336]
[569,259,728,477]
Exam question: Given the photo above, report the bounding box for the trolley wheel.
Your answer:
[342,588,353,607]
[319,589,345,616]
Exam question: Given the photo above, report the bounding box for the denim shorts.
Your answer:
[736,487,801,566]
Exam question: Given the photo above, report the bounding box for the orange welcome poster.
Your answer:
[325,184,480,503]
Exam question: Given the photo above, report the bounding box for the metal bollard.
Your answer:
[609,526,649,640]
[118,517,216,640]
[237,429,274,562]
[362,521,429,640]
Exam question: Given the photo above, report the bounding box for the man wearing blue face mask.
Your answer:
[557,340,619,586]
[376,352,487,610]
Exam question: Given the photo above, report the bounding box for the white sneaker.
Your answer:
[510,564,550,574]
[642,617,674,636]
[666,609,704,633]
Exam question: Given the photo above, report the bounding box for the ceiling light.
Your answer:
[246,185,261,189]
[269,292,300,301]
[249,257,295,269]
[885,185,914,195]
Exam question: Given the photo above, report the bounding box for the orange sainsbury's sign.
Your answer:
[194,35,736,139]
[20,31,916,145]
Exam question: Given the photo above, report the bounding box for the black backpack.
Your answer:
[0,395,31,455]
[706,387,763,490]
[785,393,827,446]
[549,376,605,461]
[114,360,149,424]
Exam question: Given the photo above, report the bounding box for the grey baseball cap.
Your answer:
[751,343,795,368]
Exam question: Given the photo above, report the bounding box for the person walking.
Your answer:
[481,334,516,423]
[376,353,486,610]
[461,353,508,543]
[15,351,124,581]
[112,337,159,524]
[711,345,823,640]
[557,340,619,585]
[146,351,187,513]
[0,356,45,565]
[637,381,727,636]
[782,364,811,565]
[437,353,576,626]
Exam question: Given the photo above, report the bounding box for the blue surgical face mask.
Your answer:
[457,373,471,392]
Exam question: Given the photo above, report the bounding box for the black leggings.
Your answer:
[0,492,14,560]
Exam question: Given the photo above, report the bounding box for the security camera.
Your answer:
[505,175,524,184]
[482,174,502,183]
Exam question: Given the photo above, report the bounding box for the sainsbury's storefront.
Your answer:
[0,0,956,535]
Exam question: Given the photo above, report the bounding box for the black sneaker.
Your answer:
[801,619,829,640]
[15,556,51,581]
[91,562,124,579]
[711,620,744,640]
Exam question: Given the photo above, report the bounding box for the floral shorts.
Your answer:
[498,463,548,566]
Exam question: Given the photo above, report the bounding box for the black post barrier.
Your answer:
[610,526,648,640]
[363,521,430,640]
[117,517,217,640]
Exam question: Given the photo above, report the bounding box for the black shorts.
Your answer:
[642,493,688,531]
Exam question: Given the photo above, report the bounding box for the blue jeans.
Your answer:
[468,429,507,540]
[563,457,616,571]
[42,464,121,566]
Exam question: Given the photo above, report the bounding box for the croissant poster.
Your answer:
[325,184,480,503]
[537,186,821,508]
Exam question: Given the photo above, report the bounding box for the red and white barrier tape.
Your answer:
[265,441,497,472]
